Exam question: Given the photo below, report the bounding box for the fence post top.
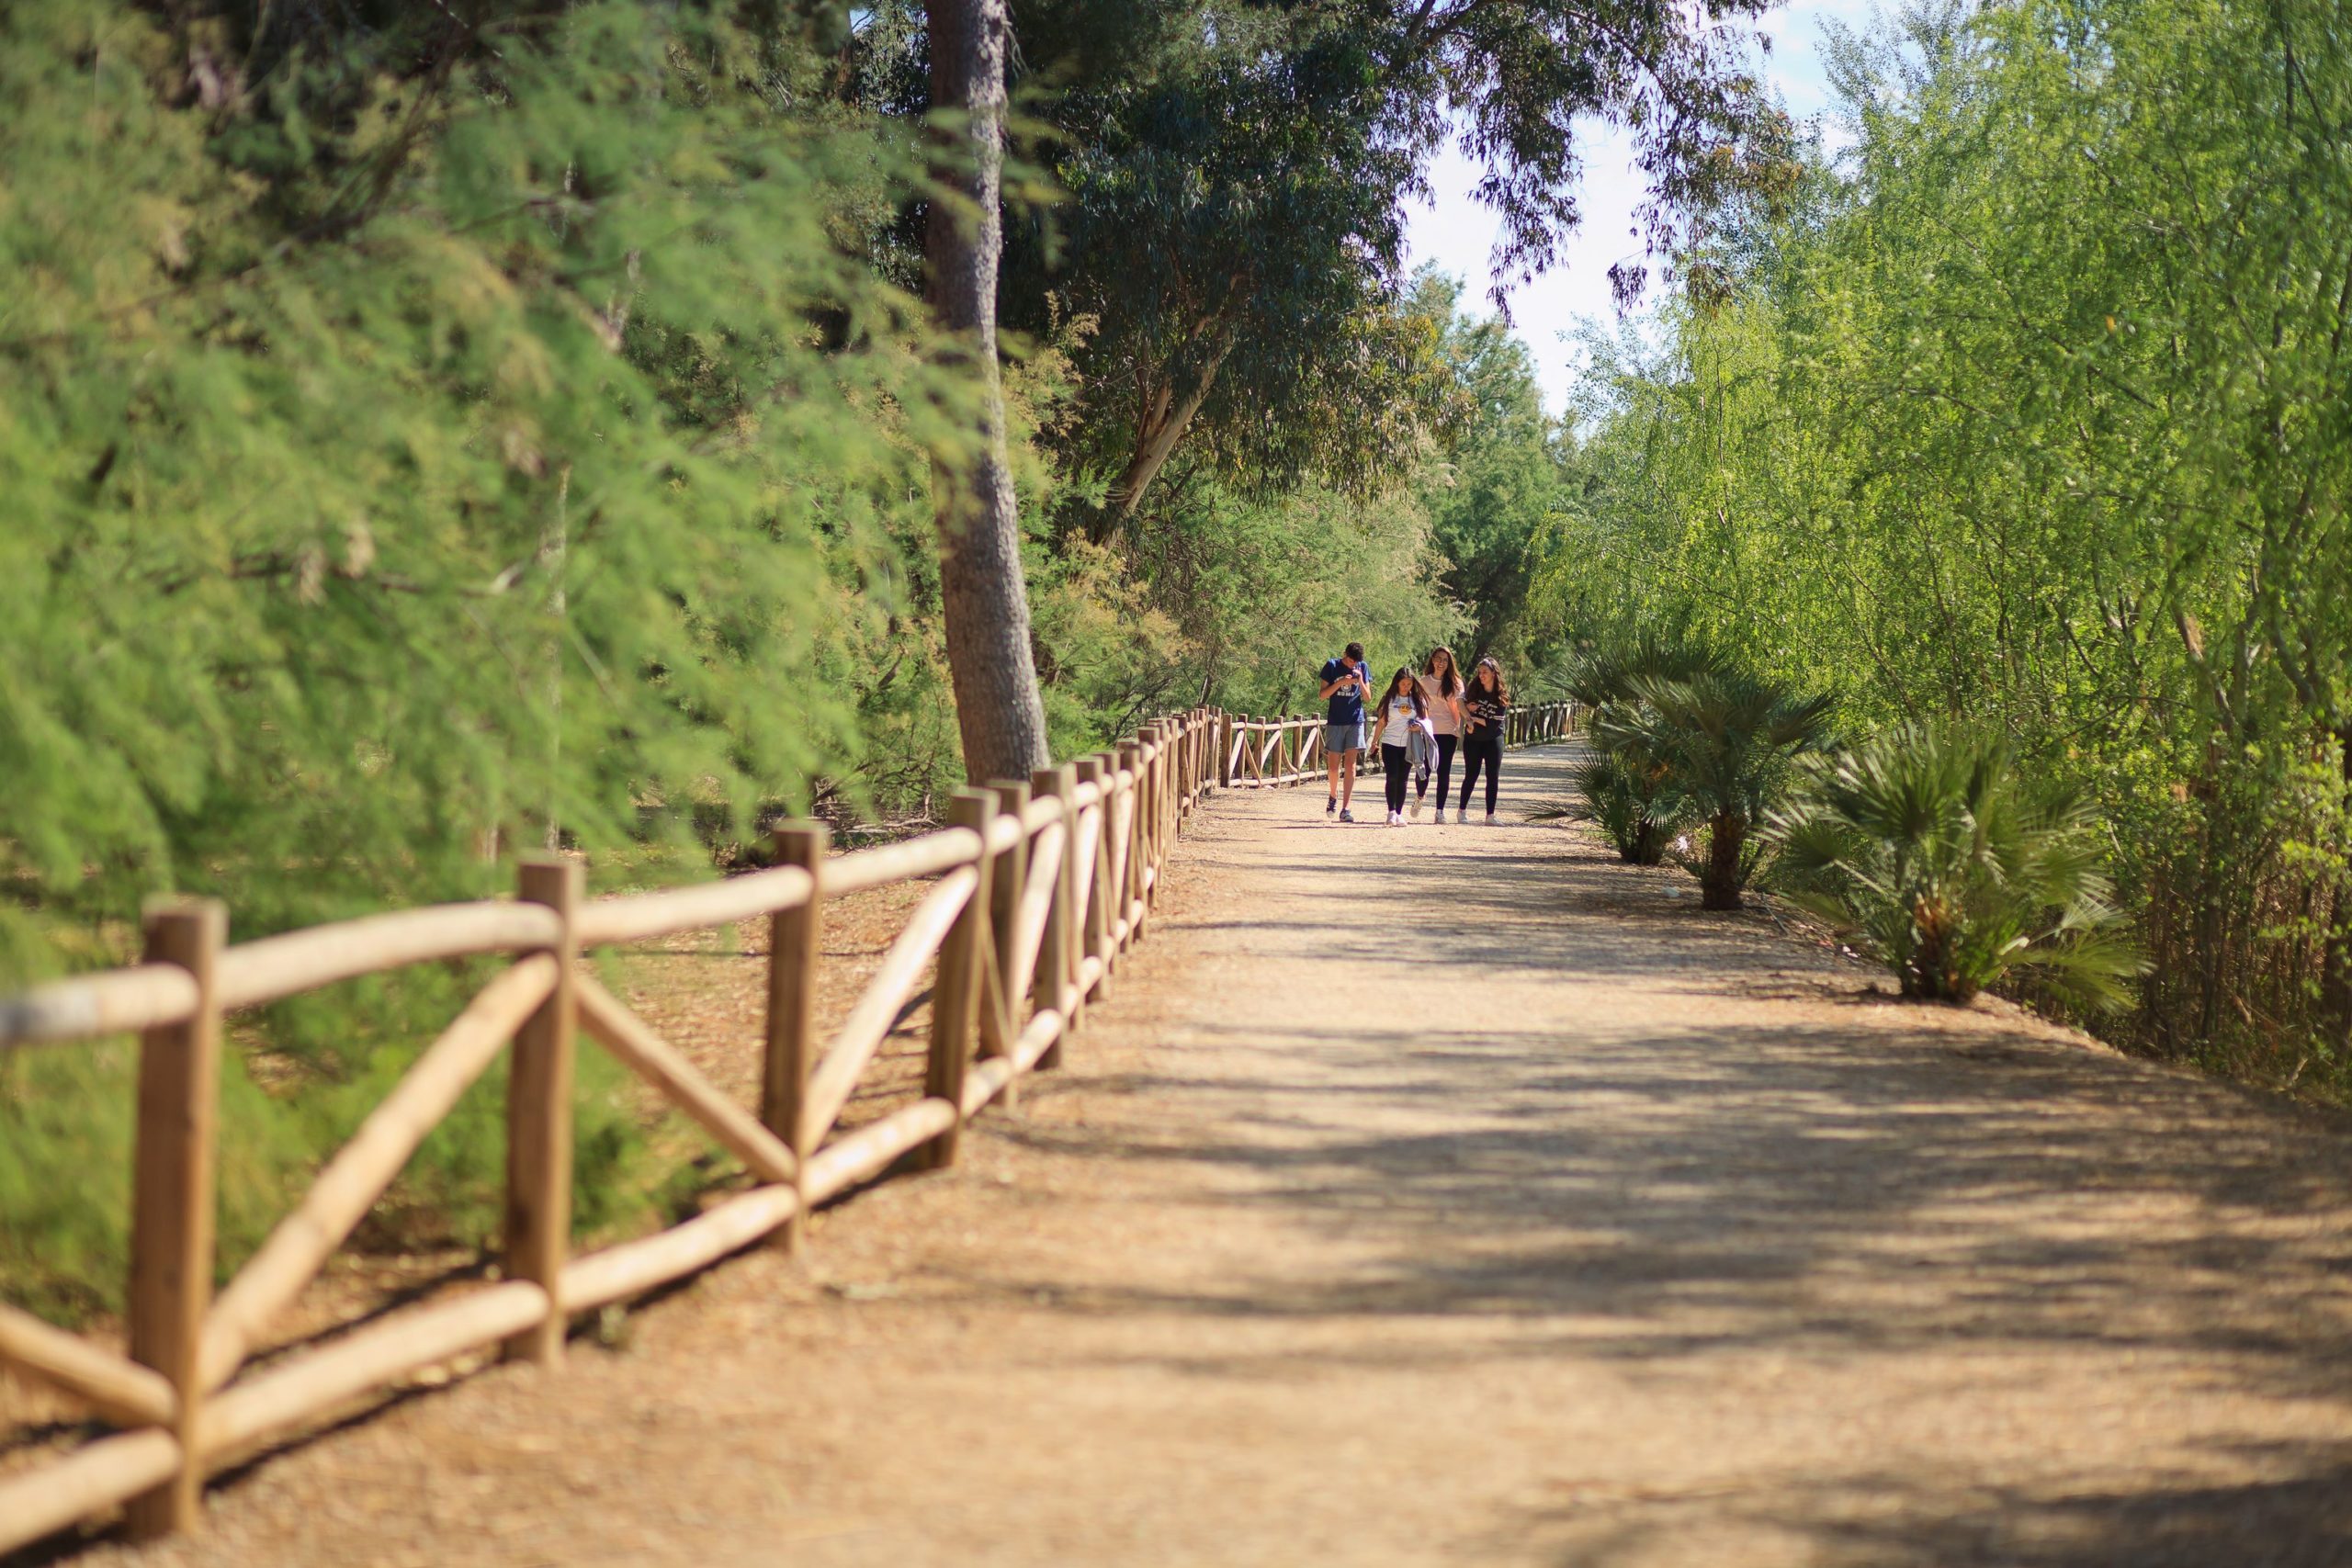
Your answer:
[140,897,227,939]
[773,818,831,855]
[946,786,995,825]
[516,855,583,901]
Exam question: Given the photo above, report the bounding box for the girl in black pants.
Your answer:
[1457,656,1509,824]
[1372,667,1426,826]
[1414,647,1464,821]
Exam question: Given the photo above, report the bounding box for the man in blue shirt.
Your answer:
[1318,640,1370,822]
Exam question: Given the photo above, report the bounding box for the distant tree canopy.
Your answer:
[888,0,1798,531]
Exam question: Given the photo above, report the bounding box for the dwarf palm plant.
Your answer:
[1561,629,1724,709]
[1600,671,1838,909]
[1765,725,2147,1008]
[1538,632,1722,862]
[1526,746,1682,863]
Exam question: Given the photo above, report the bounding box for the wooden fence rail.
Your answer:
[0,702,1576,1554]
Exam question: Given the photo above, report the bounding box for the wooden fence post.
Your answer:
[922,788,994,1169]
[1137,728,1159,915]
[125,897,226,1540]
[1033,762,1079,1060]
[1182,712,1197,809]
[987,778,1031,1011]
[1152,724,1170,868]
[504,856,581,1367]
[1175,715,1190,814]
[1149,725,1170,899]
[986,778,1031,1110]
[765,820,827,1253]
[1075,755,1114,1001]
[1124,738,1152,944]
[1216,711,1232,788]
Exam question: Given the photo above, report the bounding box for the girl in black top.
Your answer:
[1457,657,1509,823]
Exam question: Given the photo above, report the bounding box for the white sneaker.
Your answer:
[1484,812,1498,826]
[1432,807,1447,824]
[1389,810,1403,826]
[1408,796,1423,821]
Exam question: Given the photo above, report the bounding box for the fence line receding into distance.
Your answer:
[0,701,1575,1554]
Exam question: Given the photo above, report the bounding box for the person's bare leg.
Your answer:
[1340,750,1359,809]
[1327,749,1341,807]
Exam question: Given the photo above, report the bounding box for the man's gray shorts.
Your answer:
[1324,721,1367,754]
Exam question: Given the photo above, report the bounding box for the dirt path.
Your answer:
[84,746,2352,1567]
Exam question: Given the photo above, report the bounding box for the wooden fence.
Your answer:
[0,702,1576,1554]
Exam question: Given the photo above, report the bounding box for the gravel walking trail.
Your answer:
[79,745,2352,1567]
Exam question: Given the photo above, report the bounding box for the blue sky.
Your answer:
[1401,0,1877,414]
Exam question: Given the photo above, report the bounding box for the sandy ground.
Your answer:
[40,744,2352,1567]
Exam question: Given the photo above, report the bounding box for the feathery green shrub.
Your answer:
[0,0,958,1318]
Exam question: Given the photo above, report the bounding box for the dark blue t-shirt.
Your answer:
[1321,657,1368,725]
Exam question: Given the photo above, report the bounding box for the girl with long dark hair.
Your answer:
[1413,646,1463,821]
[1373,666,1428,826]
[1457,656,1510,825]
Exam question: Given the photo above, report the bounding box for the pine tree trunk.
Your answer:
[926,0,1052,784]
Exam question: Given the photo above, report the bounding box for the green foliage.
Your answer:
[1046,465,1471,726]
[1769,725,2146,1010]
[1536,0,2352,1092]
[1532,630,1728,863]
[1528,750,1682,865]
[1411,273,1570,666]
[933,0,1796,527]
[0,0,969,1319]
[1560,630,1725,711]
[0,1,966,974]
[1597,670,1836,910]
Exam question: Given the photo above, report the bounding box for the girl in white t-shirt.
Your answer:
[1374,667,1427,826]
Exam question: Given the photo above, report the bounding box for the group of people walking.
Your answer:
[1317,643,1510,825]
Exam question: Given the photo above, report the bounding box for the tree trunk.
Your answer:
[1701,813,1746,910]
[926,0,1052,784]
